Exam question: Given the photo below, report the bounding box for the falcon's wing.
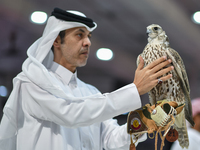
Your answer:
[167,48,194,126]
[167,48,190,93]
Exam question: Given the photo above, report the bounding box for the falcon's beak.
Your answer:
[146,29,151,35]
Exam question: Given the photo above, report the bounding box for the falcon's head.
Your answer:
[146,24,163,39]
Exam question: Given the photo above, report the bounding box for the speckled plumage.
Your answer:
[137,24,194,148]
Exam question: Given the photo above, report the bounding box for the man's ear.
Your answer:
[53,36,61,48]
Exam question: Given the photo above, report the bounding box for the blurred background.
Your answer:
[0,0,200,149]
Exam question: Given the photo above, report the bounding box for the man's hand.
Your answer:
[133,56,174,95]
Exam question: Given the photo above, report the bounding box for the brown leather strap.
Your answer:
[129,144,136,150]
[129,133,137,150]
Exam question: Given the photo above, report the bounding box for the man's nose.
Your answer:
[83,37,91,47]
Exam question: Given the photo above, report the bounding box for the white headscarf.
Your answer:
[0,10,97,143]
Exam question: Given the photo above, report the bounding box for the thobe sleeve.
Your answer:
[101,119,147,150]
[21,82,142,128]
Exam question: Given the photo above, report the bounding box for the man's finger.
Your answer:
[159,74,173,83]
[154,66,174,79]
[151,59,172,73]
[146,56,167,69]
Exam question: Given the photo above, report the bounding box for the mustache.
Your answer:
[80,48,89,53]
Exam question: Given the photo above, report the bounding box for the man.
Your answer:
[0,8,173,150]
[170,98,200,150]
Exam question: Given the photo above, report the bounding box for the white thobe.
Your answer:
[1,62,146,150]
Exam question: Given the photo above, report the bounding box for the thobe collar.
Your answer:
[50,61,77,88]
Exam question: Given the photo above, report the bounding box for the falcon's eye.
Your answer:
[154,27,158,30]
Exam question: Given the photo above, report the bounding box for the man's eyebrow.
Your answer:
[79,28,85,33]
[78,28,92,35]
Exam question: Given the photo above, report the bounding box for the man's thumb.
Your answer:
[138,56,144,70]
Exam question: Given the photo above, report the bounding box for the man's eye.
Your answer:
[77,33,82,37]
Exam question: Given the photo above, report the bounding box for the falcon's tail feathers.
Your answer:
[175,118,189,149]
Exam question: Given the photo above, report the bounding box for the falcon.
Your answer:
[137,24,194,148]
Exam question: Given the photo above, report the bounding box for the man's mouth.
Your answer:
[80,50,89,55]
[81,51,88,54]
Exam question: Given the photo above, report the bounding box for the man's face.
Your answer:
[55,27,92,71]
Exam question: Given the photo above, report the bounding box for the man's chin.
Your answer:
[77,61,87,68]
